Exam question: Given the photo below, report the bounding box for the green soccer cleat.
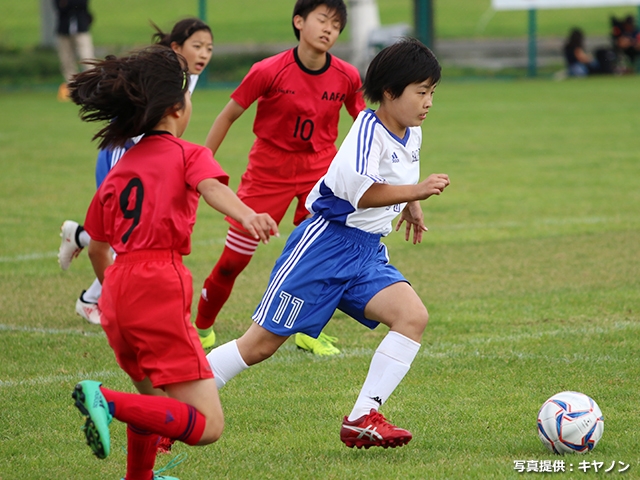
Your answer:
[197,326,216,351]
[295,332,340,356]
[72,380,113,459]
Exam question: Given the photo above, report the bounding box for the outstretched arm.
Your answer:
[205,99,246,157]
[358,173,450,209]
[197,178,279,243]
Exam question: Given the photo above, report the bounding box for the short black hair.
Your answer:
[362,37,441,104]
[291,0,347,40]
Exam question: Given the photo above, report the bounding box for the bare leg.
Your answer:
[236,322,290,366]
[364,281,428,341]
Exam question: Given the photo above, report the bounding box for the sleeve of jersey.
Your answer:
[184,145,230,190]
[230,61,272,109]
[330,121,385,209]
[345,72,366,120]
[83,192,108,243]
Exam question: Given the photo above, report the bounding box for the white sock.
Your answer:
[78,229,91,248]
[206,339,248,389]
[348,331,420,421]
[83,278,102,304]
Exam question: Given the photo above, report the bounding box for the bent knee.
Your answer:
[400,307,429,339]
[198,421,224,445]
[412,308,429,331]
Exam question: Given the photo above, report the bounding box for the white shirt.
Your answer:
[306,109,422,236]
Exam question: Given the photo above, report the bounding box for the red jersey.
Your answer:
[84,132,229,256]
[231,47,365,153]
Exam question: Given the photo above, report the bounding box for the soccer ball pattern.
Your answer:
[537,391,604,454]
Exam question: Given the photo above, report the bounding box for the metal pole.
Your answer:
[414,0,434,51]
[198,0,209,87]
[40,0,57,48]
[199,0,207,20]
[349,0,381,75]
[527,9,537,77]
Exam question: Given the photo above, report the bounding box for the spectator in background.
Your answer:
[612,15,640,69]
[53,0,95,101]
[563,28,600,77]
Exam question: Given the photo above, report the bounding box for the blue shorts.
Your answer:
[252,215,407,337]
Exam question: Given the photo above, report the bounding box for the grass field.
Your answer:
[3,1,639,86]
[0,73,639,479]
[2,0,638,49]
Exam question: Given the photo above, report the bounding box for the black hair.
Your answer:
[151,17,213,47]
[362,37,441,104]
[291,0,347,40]
[68,45,189,149]
[565,28,585,50]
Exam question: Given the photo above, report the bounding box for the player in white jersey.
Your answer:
[305,107,423,235]
[205,38,450,449]
[57,18,213,326]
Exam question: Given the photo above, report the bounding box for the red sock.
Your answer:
[195,240,255,330]
[100,388,206,446]
[125,425,158,480]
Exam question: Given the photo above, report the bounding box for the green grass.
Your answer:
[1,75,639,479]
[1,0,638,49]
[3,0,638,86]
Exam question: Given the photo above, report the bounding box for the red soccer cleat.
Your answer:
[340,409,412,449]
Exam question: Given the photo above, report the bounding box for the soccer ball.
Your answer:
[537,391,604,454]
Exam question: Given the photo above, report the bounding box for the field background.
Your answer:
[2,0,639,47]
[2,0,639,85]
[1,1,640,479]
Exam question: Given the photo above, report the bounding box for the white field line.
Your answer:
[3,215,636,264]
[268,319,640,365]
[0,237,267,263]
[0,370,122,388]
[0,251,58,263]
[0,324,105,337]
[1,320,637,389]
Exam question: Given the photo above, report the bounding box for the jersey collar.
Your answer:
[367,109,411,146]
[293,47,332,75]
[145,130,173,138]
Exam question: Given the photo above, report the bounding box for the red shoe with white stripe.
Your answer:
[340,409,412,449]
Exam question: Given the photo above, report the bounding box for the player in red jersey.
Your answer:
[195,0,366,354]
[67,45,278,479]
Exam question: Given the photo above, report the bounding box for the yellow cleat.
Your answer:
[295,332,340,356]
[197,326,216,351]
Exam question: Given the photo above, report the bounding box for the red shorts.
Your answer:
[99,250,213,388]
[227,138,337,231]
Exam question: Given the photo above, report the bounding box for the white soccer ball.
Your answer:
[537,391,604,454]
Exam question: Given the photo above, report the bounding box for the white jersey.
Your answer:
[306,109,422,235]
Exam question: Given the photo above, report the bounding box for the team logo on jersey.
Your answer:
[411,149,420,163]
[321,91,347,102]
[391,152,399,163]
